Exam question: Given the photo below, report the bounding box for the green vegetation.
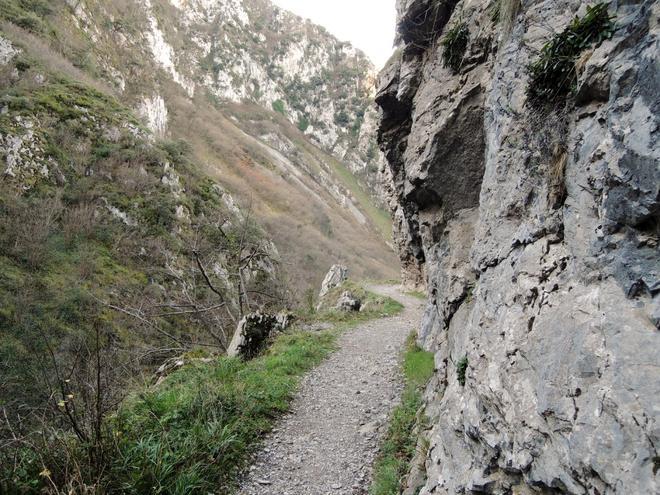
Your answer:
[456,356,469,387]
[527,3,615,105]
[297,114,310,132]
[271,99,286,115]
[304,281,404,326]
[109,330,337,493]
[0,58,286,493]
[489,0,521,36]
[0,0,53,33]
[371,333,435,495]
[441,22,469,73]
[324,152,393,240]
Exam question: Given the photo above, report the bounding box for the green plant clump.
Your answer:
[441,22,469,73]
[456,356,469,387]
[271,99,286,115]
[297,115,310,132]
[527,3,615,105]
[371,334,435,495]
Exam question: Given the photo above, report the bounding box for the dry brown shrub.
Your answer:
[8,196,63,268]
[61,203,97,244]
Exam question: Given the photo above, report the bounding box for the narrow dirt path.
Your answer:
[238,285,424,495]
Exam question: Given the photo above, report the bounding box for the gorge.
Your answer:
[0,0,658,494]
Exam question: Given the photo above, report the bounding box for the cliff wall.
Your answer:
[376,0,659,492]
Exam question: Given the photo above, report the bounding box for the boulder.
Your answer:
[318,264,348,298]
[227,311,291,360]
[336,291,362,312]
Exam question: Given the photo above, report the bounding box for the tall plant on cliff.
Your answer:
[527,3,616,105]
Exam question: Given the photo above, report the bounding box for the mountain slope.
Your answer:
[0,0,398,291]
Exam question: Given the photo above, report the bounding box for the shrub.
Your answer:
[527,3,615,106]
[297,115,310,132]
[271,99,286,115]
[441,22,469,73]
[61,203,97,244]
[456,356,468,386]
[334,110,350,126]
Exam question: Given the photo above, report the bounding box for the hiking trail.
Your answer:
[239,285,424,495]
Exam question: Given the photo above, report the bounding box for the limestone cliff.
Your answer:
[377,0,659,493]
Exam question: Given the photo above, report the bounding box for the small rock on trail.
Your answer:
[238,285,424,495]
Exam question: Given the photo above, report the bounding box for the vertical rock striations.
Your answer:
[377,0,659,493]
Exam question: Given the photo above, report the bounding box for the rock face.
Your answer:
[377,1,659,493]
[64,0,386,199]
[319,264,349,298]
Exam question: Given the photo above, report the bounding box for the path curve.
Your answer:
[239,285,424,495]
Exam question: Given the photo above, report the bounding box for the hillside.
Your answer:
[0,1,398,490]
[0,0,397,291]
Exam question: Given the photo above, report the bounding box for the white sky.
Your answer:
[270,0,397,70]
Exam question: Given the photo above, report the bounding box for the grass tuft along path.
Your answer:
[239,286,424,494]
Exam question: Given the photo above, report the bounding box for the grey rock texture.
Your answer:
[319,264,350,298]
[227,311,287,359]
[336,291,362,312]
[376,0,659,493]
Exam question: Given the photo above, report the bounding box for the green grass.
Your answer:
[110,330,337,494]
[310,281,404,325]
[106,282,402,493]
[371,334,434,495]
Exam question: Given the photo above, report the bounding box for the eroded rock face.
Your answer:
[377,0,659,493]
[336,291,362,312]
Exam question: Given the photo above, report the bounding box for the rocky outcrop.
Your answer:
[227,311,291,359]
[319,264,349,298]
[336,291,362,312]
[377,0,659,493]
[65,0,384,199]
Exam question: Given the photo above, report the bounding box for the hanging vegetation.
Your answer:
[441,22,470,73]
[527,3,616,106]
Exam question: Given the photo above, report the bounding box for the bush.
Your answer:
[271,99,286,115]
[297,115,310,132]
[456,356,468,386]
[441,22,469,73]
[527,3,615,105]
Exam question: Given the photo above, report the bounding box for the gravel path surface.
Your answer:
[238,285,424,495]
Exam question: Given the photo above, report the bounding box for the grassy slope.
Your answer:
[325,153,393,241]
[371,334,435,495]
[109,287,404,493]
[0,0,399,294]
[183,100,399,292]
